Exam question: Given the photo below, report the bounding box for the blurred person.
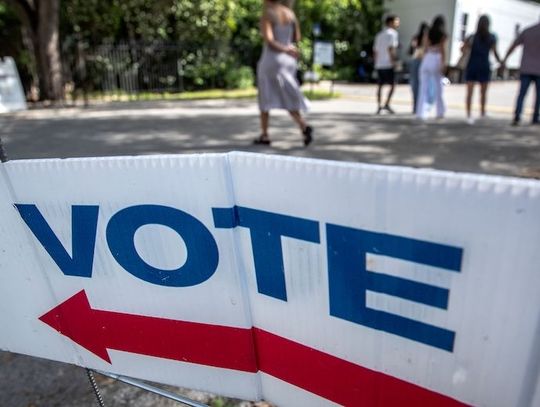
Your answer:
[373,15,400,114]
[502,19,540,126]
[408,21,429,114]
[416,15,448,120]
[254,0,313,146]
[462,15,502,125]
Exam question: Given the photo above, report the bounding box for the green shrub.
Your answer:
[224,65,254,89]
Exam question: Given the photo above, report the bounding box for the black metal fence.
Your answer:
[95,43,184,93]
[62,41,256,98]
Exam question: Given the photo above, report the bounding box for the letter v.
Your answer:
[15,204,99,278]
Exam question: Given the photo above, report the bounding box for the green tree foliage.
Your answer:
[61,0,172,45]
[60,0,238,45]
[0,0,385,96]
[172,0,235,45]
[0,3,34,92]
[0,3,21,57]
[230,0,263,69]
[295,0,383,79]
[227,0,384,80]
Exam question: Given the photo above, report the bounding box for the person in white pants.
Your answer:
[416,15,448,120]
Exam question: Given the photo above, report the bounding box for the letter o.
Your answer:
[106,205,218,287]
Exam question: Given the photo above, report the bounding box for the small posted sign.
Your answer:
[313,41,334,66]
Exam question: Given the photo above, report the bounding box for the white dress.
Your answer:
[257,21,309,112]
[416,48,446,119]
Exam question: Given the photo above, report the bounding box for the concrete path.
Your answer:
[1,81,538,180]
[0,81,538,407]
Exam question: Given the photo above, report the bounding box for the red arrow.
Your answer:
[39,290,258,372]
[40,290,466,406]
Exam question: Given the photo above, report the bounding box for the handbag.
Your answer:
[296,68,305,86]
[457,35,473,70]
[291,20,304,85]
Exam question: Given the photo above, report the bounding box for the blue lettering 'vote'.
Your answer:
[16,204,218,287]
[16,203,462,351]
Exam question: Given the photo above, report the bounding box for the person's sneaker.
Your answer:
[466,117,475,125]
[376,107,382,115]
[532,120,539,126]
[383,105,395,114]
[511,119,520,126]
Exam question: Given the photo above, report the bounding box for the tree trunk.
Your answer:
[35,0,63,101]
[9,0,63,101]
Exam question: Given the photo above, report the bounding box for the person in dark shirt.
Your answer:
[462,15,501,125]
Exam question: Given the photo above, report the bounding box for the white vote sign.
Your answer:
[0,57,27,113]
[0,152,539,407]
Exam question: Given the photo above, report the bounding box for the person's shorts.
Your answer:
[465,66,491,83]
[377,68,395,85]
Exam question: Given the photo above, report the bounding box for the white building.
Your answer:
[384,0,540,70]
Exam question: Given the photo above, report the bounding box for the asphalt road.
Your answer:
[1,81,538,178]
[0,81,538,407]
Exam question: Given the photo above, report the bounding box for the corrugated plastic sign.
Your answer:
[0,57,27,113]
[0,152,539,406]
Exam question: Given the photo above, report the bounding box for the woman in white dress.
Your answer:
[416,15,448,120]
[254,0,313,146]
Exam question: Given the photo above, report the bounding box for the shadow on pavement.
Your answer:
[2,109,539,178]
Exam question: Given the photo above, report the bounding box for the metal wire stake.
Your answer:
[86,368,106,407]
[0,138,8,163]
[94,370,208,407]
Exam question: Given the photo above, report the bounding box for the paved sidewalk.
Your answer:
[1,82,538,179]
[330,80,534,117]
[0,81,539,407]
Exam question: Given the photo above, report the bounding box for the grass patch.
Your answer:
[303,88,341,100]
[79,87,339,103]
[83,88,256,102]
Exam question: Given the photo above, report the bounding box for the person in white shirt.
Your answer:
[373,15,400,114]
